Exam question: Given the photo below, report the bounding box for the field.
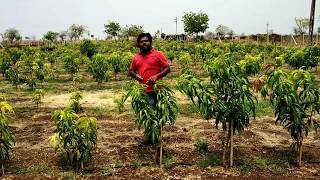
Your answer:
[1,40,320,179]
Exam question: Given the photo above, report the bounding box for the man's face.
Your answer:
[138,36,151,52]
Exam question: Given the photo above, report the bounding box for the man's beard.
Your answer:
[140,45,151,54]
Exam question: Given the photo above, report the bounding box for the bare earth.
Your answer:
[4,89,320,179]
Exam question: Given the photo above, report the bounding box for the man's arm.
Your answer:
[147,65,170,84]
[130,70,143,83]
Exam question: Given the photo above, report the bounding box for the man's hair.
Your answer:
[137,33,153,44]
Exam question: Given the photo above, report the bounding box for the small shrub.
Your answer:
[196,154,220,168]
[194,138,208,152]
[101,165,113,176]
[163,155,176,170]
[80,40,97,59]
[234,158,253,172]
[32,89,45,108]
[69,91,83,113]
[0,95,14,174]
[50,109,97,170]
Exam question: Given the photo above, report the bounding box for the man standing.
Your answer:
[130,33,170,107]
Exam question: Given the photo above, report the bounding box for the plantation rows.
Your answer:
[1,40,320,174]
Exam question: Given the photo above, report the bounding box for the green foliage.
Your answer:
[15,164,50,174]
[121,25,144,38]
[176,73,214,120]
[32,89,45,107]
[68,24,87,40]
[177,55,256,166]
[182,12,209,36]
[104,21,121,38]
[196,154,220,168]
[215,24,232,38]
[285,45,320,69]
[237,54,263,75]
[113,91,129,113]
[41,31,58,51]
[50,109,97,169]
[108,52,122,77]
[42,31,59,42]
[163,155,176,170]
[101,165,113,176]
[303,45,320,68]
[2,28,21,44]
[121,51,134,73]
[127,81,178,145]
[0,48,21,77]
[16,51,45,89]
[69,91,83,113]
[261,68,320,166]
[194,138,208,152]
[178,51,192,73]
[63,50,82,77]
[80,40,97,59]
[5,64,23,88]
[88,54,111,85]
[234,158,253,172]
[0,95,14,173]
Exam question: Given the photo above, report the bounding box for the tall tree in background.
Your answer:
[104,21,121,40]
[293,18,309,35]
[59,31,68,42]
[215,25,231,39]
[120,25,144,39]
[42,31,59,42]
[2,28,22,44]
[68,24,87,41]
[182,12,209,36]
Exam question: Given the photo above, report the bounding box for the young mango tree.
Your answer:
[127,81,178,167]
[177,55,256,167]
[108,52,122,79]
[261,68,320,166]
[50,109,97,170]
[63,52,81,79]
[32,89,45,108]
[69,91,83,113]
[18,52,45,89]
[87,53,111,85]
[0,94,14,174]
[79,39,97,59]
[5,63,23,89]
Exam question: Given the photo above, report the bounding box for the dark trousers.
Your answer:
[147,92,157,107]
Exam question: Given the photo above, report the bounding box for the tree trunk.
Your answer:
[222,125,230,167]
[159,127,163,168]
[222,130,230,167]
[297,138,303,167]
[229,120,234,167]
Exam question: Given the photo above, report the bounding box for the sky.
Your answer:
[0,0,319,40]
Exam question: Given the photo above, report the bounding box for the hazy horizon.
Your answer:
[0,0,319,40]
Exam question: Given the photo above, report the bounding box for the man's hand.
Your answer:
[147,75,158,85]
[135,74,143,82]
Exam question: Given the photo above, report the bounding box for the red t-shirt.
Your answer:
[130,49,170,92]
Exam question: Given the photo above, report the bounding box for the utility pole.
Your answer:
[309,0,316,44]
[266,22,270,43]
[174,17,178,37]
